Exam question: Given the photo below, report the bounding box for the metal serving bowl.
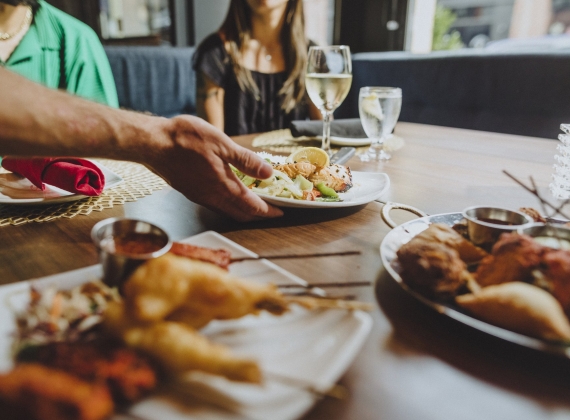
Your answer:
[91,217,172,288]
[462,206,534,246]
[519,223,570,250]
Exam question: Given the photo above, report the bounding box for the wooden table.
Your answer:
[1,122,569,420]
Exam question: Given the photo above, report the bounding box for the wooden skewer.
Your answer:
[277,281,372,288]
[231,250,361,263]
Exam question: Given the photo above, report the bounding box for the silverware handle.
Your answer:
[381,202,428,229]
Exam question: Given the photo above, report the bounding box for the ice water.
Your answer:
[359,93,402,140]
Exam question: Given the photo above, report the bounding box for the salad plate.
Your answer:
[256,171,390,208]
[0,231,372,420]
[0,160,123,205]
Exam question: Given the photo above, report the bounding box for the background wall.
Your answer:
[193,0,230,46]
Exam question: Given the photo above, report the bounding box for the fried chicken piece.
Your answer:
[519,207,546,223]
[104,304,261,383]
[413,223,488,264]
[123,254,290,327]
[169,243,232,270]
[0,364,113,420]
[18,340,157,403]
[475,233,544,287]
[397,239,474,300]
[541,249,570,316]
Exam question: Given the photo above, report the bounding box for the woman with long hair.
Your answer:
[193,0,320,136]
[0,0,117,107]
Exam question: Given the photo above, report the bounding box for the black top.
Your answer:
[193,34,311,136]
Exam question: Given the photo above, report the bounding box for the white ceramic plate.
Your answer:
[257,171,390,208]
[0,231,372,420]
[330,136,371,147]
[0,160,123,205]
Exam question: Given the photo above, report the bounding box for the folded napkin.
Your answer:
[1,157,105,196]
[290,118,367,138]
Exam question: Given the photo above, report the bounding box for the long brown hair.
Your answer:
[219,0,308,113]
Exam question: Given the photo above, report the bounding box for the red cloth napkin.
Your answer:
[1,157,105,196]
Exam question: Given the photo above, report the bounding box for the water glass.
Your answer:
[359,87,402,161]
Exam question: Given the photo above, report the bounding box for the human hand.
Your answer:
[147,115,283,222]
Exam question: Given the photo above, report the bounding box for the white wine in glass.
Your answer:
[359,87,402,161]
[306,46,352,156]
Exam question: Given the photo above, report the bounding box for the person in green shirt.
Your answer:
[0,0,118,107]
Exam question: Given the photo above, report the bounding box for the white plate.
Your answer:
[0,231,372,420]
[0,160,123,205]
[257,171,390,208]
[330,136,372,147]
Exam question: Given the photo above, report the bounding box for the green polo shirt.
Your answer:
[1,1,118,107]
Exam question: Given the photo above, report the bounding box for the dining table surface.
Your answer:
[1,121,569,420]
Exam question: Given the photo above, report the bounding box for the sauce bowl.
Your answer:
[462,206,534,246]
[91,217,172,288]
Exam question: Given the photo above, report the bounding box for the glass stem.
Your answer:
[321,111,332,156]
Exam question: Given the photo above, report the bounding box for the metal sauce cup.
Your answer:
[462,206,534,246]
[519,223,570,250]
[91,217,172,288]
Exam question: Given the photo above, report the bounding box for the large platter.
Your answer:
[380,212,570,357]
[0,231,372,420]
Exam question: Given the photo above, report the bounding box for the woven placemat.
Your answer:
[0,159,167,227]
[251,129,404,156]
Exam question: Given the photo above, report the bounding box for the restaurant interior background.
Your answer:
[43,0,570,52]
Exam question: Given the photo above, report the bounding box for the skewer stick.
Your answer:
[503,170,570,220]
[277,281,372,288]
[231,250,361,263]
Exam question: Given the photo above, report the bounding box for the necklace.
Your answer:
[0,6,33,41]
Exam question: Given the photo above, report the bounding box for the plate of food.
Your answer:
[0,160,123,205]
[0,231,372,420]
[234,148,390,208]
[380,208,570,356]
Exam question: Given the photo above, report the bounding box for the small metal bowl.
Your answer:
[519,223,570,250]
[462,206,534,246]
[91,217,172,288]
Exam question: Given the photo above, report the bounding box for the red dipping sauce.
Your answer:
[100,232,168,255]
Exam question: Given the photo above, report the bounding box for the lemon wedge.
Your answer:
[285,147,330,166]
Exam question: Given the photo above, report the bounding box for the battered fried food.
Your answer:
[456,282,570,341]
[123,254,291,327]
[412,223,488,264]
[0,364,113,420]
[104,302,261,383]
[397,239,475,300]
[169,243,232,270]
[519,207,546,223]
[541,249,570,316]
[18,340,157,403]
[475,233,544,286]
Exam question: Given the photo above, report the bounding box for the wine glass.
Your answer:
[359,87,402,161]
[306,46,352,156]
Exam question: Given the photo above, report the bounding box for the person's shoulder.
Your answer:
[37,1,100,42]
[196,33,226,55]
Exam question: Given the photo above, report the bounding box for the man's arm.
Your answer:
[0,68,282,222]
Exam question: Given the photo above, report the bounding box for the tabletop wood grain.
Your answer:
[1,122,568,420]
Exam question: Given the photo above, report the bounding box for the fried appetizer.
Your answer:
[475,233,544,287]
[456,282,570,341]
[18,340,157,403]
[123,254,291,327]
[169,243,232,270]
[397,240,475,300]
[542,249,570,316]
[104,304,261,383]
[413,223,488,264]
[519,207,546,223]
[0,364,113,420]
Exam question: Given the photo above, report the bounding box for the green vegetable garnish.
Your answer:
[316,182,338,198]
